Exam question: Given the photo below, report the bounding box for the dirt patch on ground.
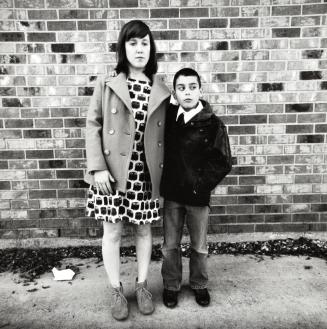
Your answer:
[1,237,327,283]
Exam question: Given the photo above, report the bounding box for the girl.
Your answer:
[84,20,170,321]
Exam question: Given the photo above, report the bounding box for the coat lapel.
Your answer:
[105,73,170,116]
[105,73,132,112]
[147,75,171,117]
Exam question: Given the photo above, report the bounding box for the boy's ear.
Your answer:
[199,87,203,99]
[170,91,179,105]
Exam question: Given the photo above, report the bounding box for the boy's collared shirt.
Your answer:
[176,101,203,124]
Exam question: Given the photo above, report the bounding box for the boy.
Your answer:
[160,68,232,308]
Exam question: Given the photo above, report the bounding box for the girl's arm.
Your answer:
[86,77,115,194]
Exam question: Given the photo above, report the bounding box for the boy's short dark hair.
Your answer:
[115,20,158,79]
[173,68,201,90]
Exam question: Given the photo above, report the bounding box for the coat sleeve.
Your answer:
[85,76,108,174]
[196,117,232,193]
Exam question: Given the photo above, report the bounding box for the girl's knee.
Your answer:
[134,223,152,238]
[103,221,122,243]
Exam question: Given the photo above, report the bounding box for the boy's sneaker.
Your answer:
[163,289,178,308]
[135,279,155,315]
[111,283,128,321]
[192,288,210,307]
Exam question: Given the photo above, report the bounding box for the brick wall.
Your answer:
[0,0,327,239]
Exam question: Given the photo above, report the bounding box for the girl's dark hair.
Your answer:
[115,20,158,79]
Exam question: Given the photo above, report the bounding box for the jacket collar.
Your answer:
[191,99,214,121]
[105,72,170,115]
[171,99,214,123]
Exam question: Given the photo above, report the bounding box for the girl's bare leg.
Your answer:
[102,221,123,287]
[134,223,152,282]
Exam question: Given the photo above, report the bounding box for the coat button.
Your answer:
[120,152,126,156]
[190,122,194,126]
[111,108,117,114]
[204,138,208,143]
[157,121,162,127]
[125,131,131,135]
[157,141,162,147]
[109,129,115,135]
[159,163,163,168]
[104,149,110,155]
[193,190,197,194]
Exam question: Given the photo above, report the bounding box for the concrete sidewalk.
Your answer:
[1,233,327,329]
[1,247,327,328]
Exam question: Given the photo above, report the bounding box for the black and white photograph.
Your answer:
[0,0,327,328]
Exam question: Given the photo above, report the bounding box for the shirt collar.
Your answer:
[176,101,203,124]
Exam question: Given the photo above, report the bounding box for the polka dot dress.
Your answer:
[86,78,160,225]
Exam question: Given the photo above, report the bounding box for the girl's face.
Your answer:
[125,34,150,71]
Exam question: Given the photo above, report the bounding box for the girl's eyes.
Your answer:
[127,41,149,46]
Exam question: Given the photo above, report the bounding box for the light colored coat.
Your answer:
[84,73,171,199]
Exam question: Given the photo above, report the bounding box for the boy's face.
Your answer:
[174,75,202,112]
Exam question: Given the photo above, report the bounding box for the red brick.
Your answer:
[180,8,208,17]
[78,21,106,30]
[151,9,179,18]
[109,0,135,7]
[28,209,57,219]
[209,215,236,224]
[293,213,319,222]
[29,190,56,199]
[27,32,56,41]
[230,18,258,28]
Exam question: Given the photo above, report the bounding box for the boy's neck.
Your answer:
[179,101,200,112]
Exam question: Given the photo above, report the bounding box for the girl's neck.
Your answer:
[128,67,149,82]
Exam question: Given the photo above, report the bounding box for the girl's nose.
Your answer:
[136,43,143,52]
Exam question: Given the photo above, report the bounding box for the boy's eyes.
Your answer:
[176,85,198,91]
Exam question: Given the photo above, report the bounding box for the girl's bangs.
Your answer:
[125,23,149,41]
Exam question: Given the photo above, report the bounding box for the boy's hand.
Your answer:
[94,170,115,195]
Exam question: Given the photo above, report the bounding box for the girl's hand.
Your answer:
[94,170,115,195]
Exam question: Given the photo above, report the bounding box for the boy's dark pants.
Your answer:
[161,200,209,291]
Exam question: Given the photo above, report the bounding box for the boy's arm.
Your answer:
[195,118,232,193]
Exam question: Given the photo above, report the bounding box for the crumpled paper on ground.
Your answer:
[52,267,75,281]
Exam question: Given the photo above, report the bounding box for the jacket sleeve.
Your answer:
[85,76,108,174]
[196,117,232,193]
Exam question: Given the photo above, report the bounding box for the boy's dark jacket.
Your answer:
[160,100,232,206]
